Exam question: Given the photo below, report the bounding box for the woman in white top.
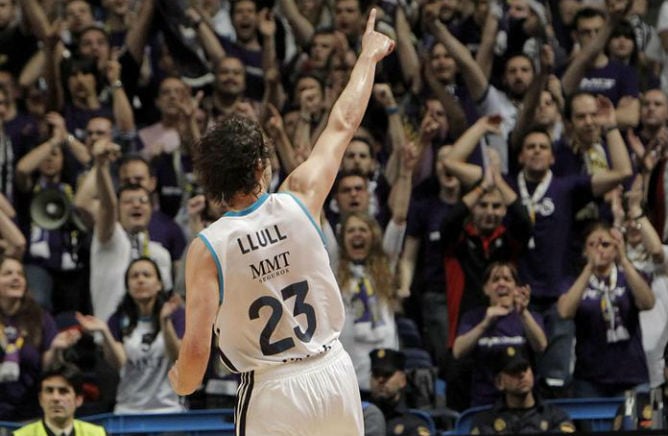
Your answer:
[77,257,185,413]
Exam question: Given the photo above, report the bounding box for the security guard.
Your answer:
[369,348,433,436]
[14,363,107,436]
[470,346,575,434]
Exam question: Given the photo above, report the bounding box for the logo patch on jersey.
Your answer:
[393,424,405,434]
[494,418,506,432]
[249,250,292,282]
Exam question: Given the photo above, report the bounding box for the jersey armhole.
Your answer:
[283,192,326,245]
[197,233,225,304]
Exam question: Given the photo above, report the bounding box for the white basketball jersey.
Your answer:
[199,193,345,373]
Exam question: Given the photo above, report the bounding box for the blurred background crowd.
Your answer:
[1,0,668,433]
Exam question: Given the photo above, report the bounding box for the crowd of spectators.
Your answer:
[1,0,668,433]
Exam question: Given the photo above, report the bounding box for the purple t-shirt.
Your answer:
[511,174,593,299]
[457,307,545,406]
[63,104,113,141]
[148,210,187,262]
[576,59,639,105]
[4,112,41,162]
[566,268,649,387]
[406,194,454,294]
[0,310,58,421]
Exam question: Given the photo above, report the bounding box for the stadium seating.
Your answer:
[445,396,624,434]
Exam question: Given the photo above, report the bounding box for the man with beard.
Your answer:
[369,348,433,436]
[469,346,575,434]
[209,56,261,122]
[424,5,535,173]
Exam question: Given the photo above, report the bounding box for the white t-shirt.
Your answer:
[90,222,173,322]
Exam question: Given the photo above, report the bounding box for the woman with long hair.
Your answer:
[336,211,401,393]
[558,221,655,397]
[0,255,81,420]
[77,256,185,412]
[452,261,547,407]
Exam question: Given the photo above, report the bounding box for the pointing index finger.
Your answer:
[365,8,377,34]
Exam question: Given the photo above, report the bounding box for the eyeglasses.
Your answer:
[120,196,150,205]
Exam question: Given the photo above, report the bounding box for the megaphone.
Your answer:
[30,188,89,232]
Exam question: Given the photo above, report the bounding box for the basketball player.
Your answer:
[168,9,395,435]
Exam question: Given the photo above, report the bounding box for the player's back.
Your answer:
[199,192,344,373]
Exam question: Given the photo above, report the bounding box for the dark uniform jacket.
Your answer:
[470,396,575,434]
[379,398,433,436]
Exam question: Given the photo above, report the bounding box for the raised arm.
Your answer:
[475,6,500,80]
[394,5,420,93]
[591,96,633,196]
[124,0,156,64]
[561,12,620,96]
[423,57,468,140]
[510,45,554,151]
[0,206,25,259]
[93,140,122,244]
[423,4,488,101]
[105,58,135,134]
[20,0,52,42]
[557,262,593,319]
[282,9,394,217]
[613,229,655,310]
[373,83,405,184]
[187,7,226,66]
[448,115,502,162]
[15,113,71,192]
[75,313,127,370]
[625,176,664,263]
[265,104,302,174]
[279,0,316,48]
[453,305,511,358]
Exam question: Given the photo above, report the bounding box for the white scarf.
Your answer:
[518,170,553,224]
[588,264,630,343]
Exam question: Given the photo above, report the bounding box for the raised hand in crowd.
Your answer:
[373,82,397,110]
[257,8,276,38]
[92,138,122,166]
[595,95,618,130]
[513,285,531,315]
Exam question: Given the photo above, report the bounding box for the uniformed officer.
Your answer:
[470,346,575,434]
[14,363,107,436]
[369,348,433,436]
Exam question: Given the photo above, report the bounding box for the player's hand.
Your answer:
[361,9,395,63]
